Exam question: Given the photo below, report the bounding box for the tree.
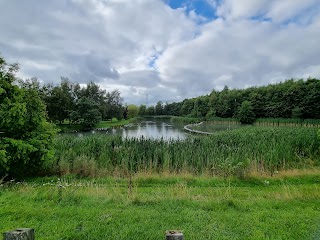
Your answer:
[76,97,102,130]
[237,100,256,124]
[291,107,303,119]
[138,104,146,116]
[146,106,155,115]
[0,56,57,178]
[155,101,163,115]
[105,89,123,120]
[127,104,139,118]
[43,78,74,124]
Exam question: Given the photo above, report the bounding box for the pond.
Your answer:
[70,120,188,140]
[65,119,247,140]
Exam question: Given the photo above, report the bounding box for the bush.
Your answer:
[237,101,256,124]
[0,56,57,178]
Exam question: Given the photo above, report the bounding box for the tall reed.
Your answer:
[50,126,320,177]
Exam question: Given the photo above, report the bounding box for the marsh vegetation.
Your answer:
[51,126,320,178]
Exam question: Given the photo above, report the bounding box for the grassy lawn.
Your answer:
[55,118,135,132]
[95,118,134,128]
[1,173,320,239]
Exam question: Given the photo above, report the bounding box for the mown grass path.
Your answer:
[1,174,320,239]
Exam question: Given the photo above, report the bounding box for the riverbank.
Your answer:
[1,173,320,239]
[56,118,136,133]
[95,118,136,129]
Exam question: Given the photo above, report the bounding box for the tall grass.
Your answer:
[255,118,320,127]
[171,116,238,124]
[170,116,200,124]
[50,126,320,177]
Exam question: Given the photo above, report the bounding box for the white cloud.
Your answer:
[217,0,271,20]
[216,0,320,23]
[0,0,319,105]
[157,16,320,95]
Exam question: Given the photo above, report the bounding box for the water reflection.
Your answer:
[67,120,187,140]
[121,121,186,140]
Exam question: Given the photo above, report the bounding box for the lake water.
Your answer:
[67,119,246,140]
[73,120,188,140]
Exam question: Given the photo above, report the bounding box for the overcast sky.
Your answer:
[1,0,320,105]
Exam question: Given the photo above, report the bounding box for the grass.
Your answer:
[51,126,320,177]
[255,118,320,127]
[95,118,136,128]
[55,123,82,132]
[1,174,320,239]
[55,118,136,132]
[170,116,202,124]
[2,123,320,239]
[161,115,320,127]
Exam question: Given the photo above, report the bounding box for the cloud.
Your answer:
[216,0,320,23]
[0,0,319,105]
[157,16,320,94]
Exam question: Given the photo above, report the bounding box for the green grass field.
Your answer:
[1,173,320,239]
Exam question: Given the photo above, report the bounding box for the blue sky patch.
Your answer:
[250,15,272,23]
[164,0,218,22]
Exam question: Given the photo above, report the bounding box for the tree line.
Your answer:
[141,78,320,122]
[0,55,131,178]
[21,77,125,130]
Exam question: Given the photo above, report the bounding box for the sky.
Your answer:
[0,0,320,105]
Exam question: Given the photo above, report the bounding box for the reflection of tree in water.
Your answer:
[120,120,186,140]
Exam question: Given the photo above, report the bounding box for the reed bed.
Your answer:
[255,118,320,127]
[51,126,320,177]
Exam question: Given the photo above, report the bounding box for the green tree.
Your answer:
[180,99,194,116]
[291,106,303,119]
[43,78,74,124]
[138,104,146,116]
[127,104,139,119]
[0,56,57,178]
[146,106,155,115]
[77,97,102,130]
[105,89,123,120]
[155,101,163,115]
[237,100,256,124]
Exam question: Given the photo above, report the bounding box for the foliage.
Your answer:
[291,106,303,119]
[146,106,155,115]
[170,116,200,124]
[40,79,124,130]
[165,78,320,120]
[53,126,319,177]
[127,104,139,119]
[105,89,123,120]
[155,101,163,115]
[76,97,102,130]
[138,104,146,116]
[0,56,57,178]
[237,100,256,124]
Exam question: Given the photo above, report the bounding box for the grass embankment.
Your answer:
[1,174,320,239]
[95,118,135,128]
[50,126,319,177]
[56,118,136,132]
